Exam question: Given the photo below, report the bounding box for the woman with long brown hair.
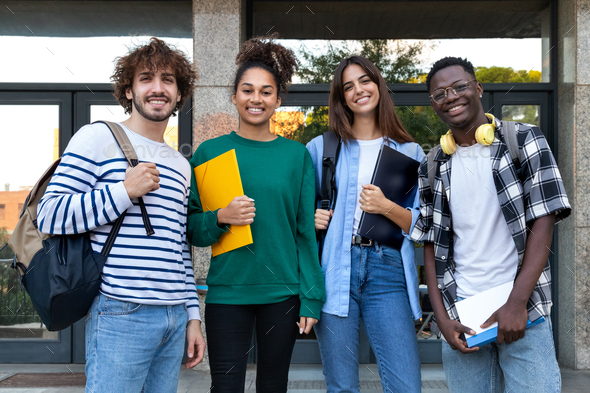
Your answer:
[306,55,423,392]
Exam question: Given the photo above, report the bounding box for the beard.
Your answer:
[131,91,176,122]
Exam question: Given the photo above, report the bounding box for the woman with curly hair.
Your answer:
[187,34,326,393]
[306,56,423,392]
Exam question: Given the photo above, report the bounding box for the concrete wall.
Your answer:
[191,0,246,370]
[557,0,590,370]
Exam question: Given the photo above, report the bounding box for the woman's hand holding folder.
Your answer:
[359,184,412,234]
[217,195,256,226]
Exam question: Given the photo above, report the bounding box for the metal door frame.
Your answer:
[0,91,73,363]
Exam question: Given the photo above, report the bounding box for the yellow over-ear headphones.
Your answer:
[440,113,497,155]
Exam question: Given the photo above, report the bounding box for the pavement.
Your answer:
[0,363,589,392]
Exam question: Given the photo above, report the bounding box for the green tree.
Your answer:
[290,39,433,146]
[297,39,425,84]
[289,106,329,146]
[475,66,541,83]
[0,228,13,259]
[502,105,539,126]
[0,228,40,327]
[395,106,448,154]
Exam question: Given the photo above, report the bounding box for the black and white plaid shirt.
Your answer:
[411,118,571,335]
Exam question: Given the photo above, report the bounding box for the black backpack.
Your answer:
[4,121,153,331]
[317,131,341,262]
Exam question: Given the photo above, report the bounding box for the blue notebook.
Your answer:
[455,281,546,348]
[465,316,545,347]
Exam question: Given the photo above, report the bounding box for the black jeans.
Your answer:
[205,296,300,393]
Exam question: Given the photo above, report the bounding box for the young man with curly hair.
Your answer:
[37,38,204,393]
[411,57,570,392]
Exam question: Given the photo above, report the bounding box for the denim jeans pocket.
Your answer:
[100,296,143,316]
[379,246,403,268]
[85,295,100,321]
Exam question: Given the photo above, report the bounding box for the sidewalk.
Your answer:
[0,363,588,392]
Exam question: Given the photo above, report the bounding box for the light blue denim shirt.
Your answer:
[307,136,424,320]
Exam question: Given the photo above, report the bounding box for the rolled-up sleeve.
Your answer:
[402,143,426,240]
[520,126,571,224]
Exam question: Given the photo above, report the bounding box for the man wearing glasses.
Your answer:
[411,57,570,392]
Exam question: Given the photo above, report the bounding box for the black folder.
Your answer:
[357,144,420,250]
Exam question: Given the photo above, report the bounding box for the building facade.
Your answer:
[0,0,587,370]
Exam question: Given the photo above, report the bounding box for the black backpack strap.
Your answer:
[317,131,341,266]
[320,131,341,210]
[92,121,154,256]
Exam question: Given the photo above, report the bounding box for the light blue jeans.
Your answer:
[442,300,560,393]
[85,294,187,393]
[315,244,421,393]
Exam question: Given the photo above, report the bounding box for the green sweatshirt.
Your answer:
[187,131,326,319]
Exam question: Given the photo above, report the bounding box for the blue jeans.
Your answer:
[442,308,560,393]
[85,294,188,393]
[315,244,421,393]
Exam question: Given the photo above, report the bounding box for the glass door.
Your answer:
[493,91,550,140]
[0,92,73,363]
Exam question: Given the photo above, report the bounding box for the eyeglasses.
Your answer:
[430,80,477,104]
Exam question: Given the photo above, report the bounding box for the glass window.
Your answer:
[395,106,448,154]
[271,106,326,146]
[257,0,551,83]
[0,105,59,340]
[502,105,540,127]
[278,38,543,85]
[0,36,193,84]
[90,105,180,150]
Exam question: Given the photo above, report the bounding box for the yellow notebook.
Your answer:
[194,149,253,257]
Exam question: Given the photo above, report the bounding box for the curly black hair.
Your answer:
[426,57,476,92]
[111,37,198,115]
[233,33,299,95]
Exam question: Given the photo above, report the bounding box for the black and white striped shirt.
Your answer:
[38,122,199,321]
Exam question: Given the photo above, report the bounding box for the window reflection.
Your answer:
[0,105,59,340]
[272,106,329,146]
[90,105,180,151]
[502,105,540,127]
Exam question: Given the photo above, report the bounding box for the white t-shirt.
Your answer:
[353,137,383,234]
[449,143,519,298]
